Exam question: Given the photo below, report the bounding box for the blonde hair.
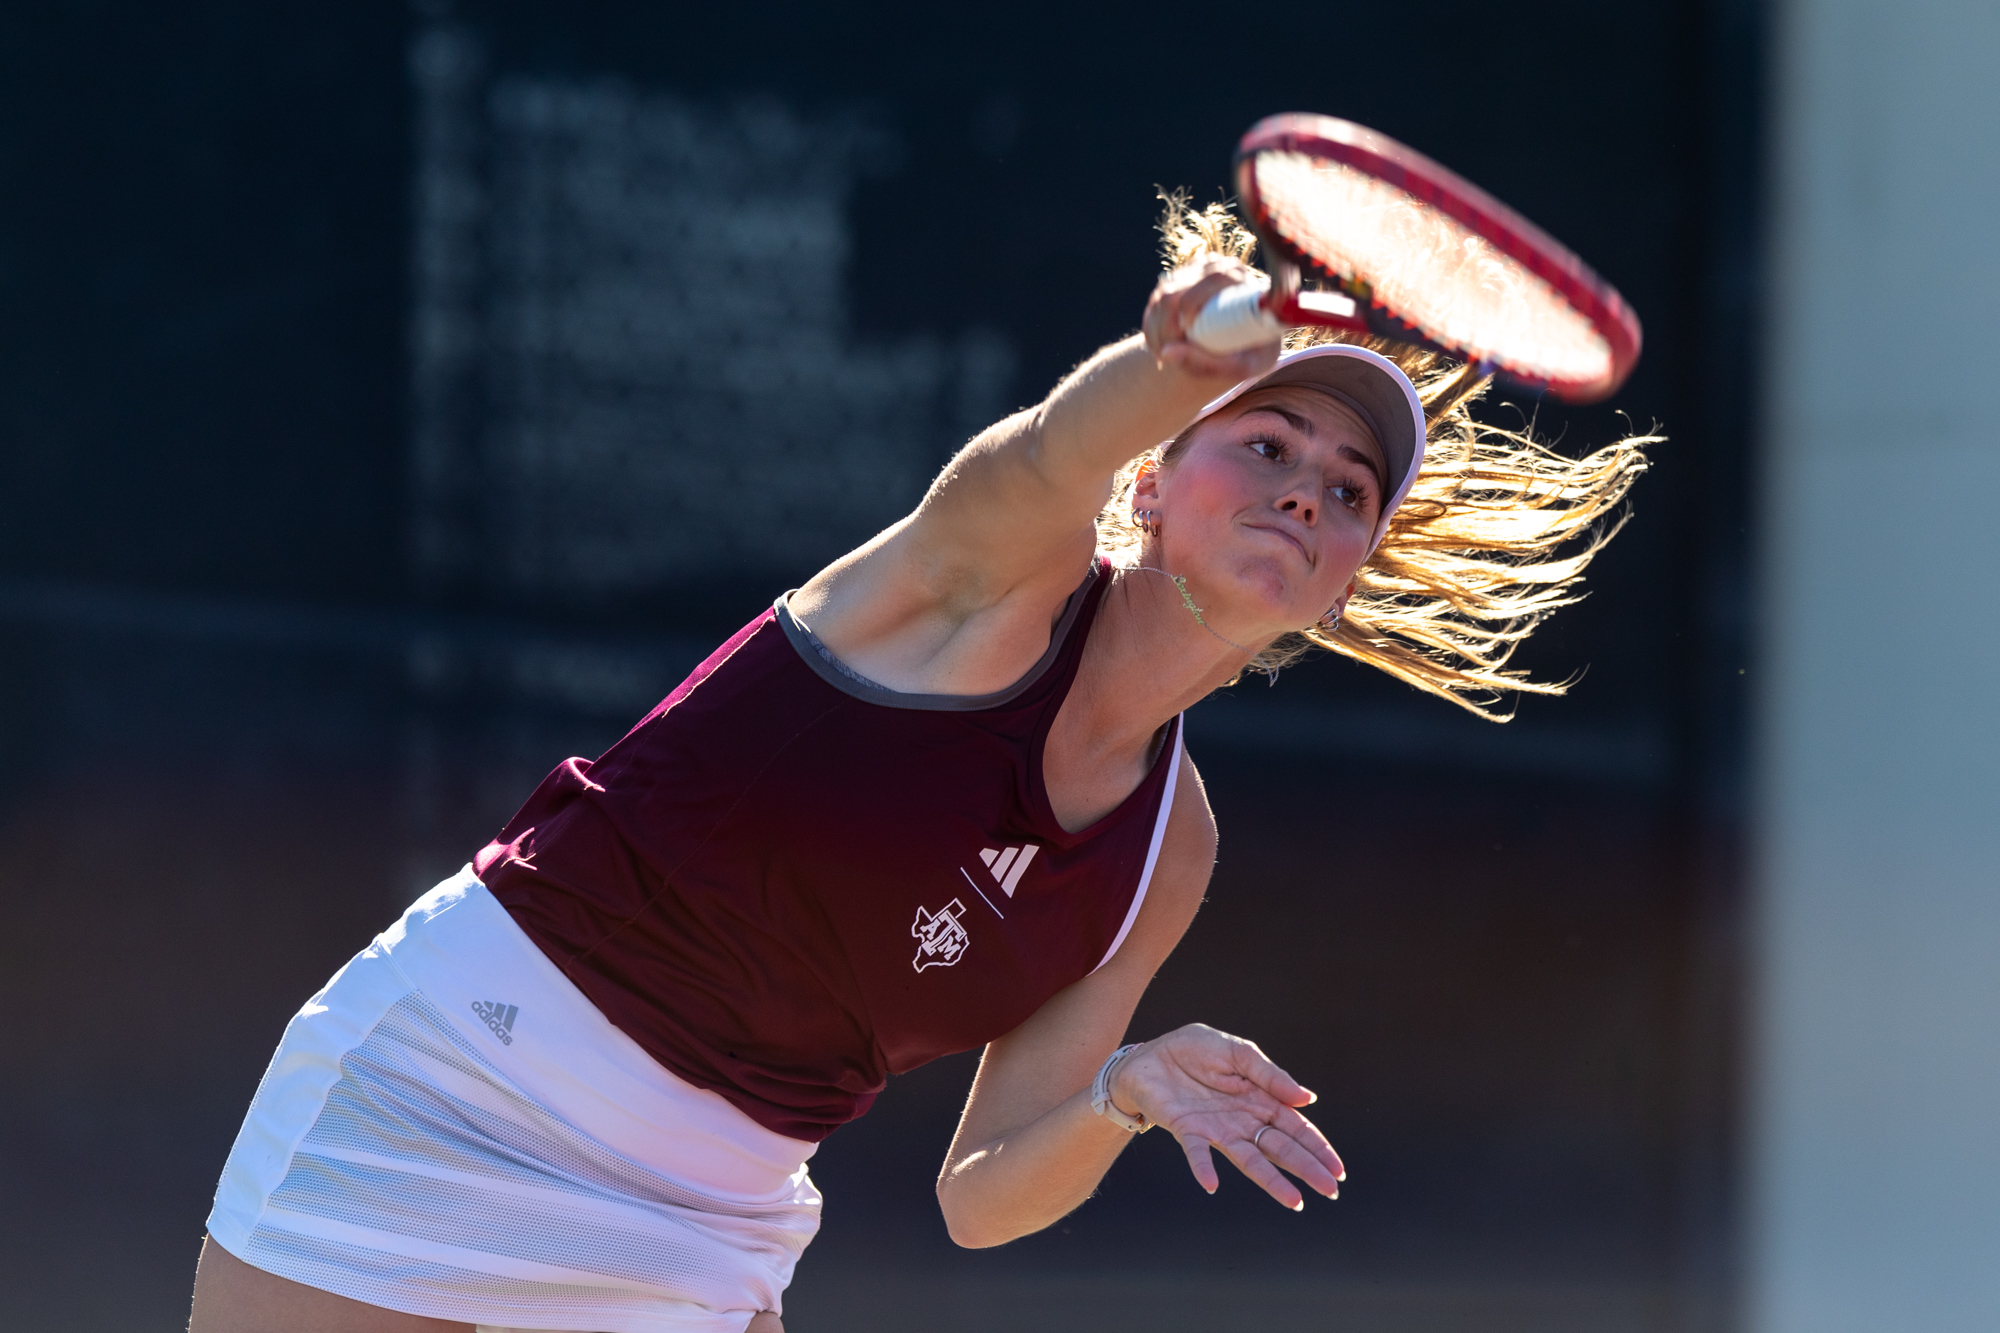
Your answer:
[1096,194,1657,720]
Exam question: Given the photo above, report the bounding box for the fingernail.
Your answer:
[1337,1170,1346,1182]
[1291,1200,1304,1212]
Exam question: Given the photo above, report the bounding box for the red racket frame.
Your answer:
[1234,113,1642,403]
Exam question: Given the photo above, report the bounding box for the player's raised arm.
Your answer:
[793,258,1278,636]
[911,258,1278,587]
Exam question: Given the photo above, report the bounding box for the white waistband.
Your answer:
[383,867,816,1205]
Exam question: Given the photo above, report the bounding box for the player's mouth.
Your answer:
[1244,521,1311,566]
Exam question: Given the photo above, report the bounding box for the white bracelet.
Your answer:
[1090,1043,1151,1133]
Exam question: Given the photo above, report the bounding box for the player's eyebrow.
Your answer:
[1338,442,1389,496]
[1242,405,1314,436]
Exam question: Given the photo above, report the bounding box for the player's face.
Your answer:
[1146,385,1387,639]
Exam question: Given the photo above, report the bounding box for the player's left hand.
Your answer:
[1109,1022,1343,1211]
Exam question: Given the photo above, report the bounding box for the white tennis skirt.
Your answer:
[207,867,823,1333]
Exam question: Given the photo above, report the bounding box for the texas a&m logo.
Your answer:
[911,898,970,971]
[912,842,1043,972]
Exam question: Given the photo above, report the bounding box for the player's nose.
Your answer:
[1276,492,1317,526]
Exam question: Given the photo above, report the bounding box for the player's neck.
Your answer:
[1068,567,1258,748]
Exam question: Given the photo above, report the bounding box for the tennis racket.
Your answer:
[1188,113,1642,403]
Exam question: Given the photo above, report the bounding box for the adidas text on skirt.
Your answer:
[206,869,822,1333]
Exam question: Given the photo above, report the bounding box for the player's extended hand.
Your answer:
[1141,256,1282,381]
[1109,1023,1344,1211]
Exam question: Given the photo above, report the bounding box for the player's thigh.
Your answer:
[188,1235,473,1333]
[746,1315,783,1333]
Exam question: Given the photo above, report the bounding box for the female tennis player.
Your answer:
[187,197,1647,1333]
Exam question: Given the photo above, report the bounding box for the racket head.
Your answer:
[1235,113,1642,403]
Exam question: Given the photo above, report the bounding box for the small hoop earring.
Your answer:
[1317,609,1343,634]
[1131,508,1160,537]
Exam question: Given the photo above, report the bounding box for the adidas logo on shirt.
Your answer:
[977,844,1039,898]
[471,1000,518,1046]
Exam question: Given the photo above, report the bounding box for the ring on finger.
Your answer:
[1252,1125,1273,1152]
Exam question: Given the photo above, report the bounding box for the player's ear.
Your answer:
[1132,456,1164,504]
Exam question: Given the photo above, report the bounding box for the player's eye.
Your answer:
[1250,438,1287,462]
[1331,483,1363,510]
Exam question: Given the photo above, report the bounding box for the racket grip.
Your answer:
[1187,281,1285,353]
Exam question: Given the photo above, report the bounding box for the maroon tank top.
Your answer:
[476,558,1184,1142]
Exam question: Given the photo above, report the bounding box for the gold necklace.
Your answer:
[1135,566,1257,655]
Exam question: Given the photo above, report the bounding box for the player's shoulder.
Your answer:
[1161,742,1217,878]
[1091,740,1214,979]
[1143,741,1217,921]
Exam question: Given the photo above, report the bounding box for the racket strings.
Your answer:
[1252,152,1611,387]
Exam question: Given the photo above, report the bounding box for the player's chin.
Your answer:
[1212,573,1313,636]
[1240,564,1320,620]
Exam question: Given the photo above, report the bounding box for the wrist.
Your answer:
[1090,1042,1151,1133]
[1109,1044,1144,1116]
